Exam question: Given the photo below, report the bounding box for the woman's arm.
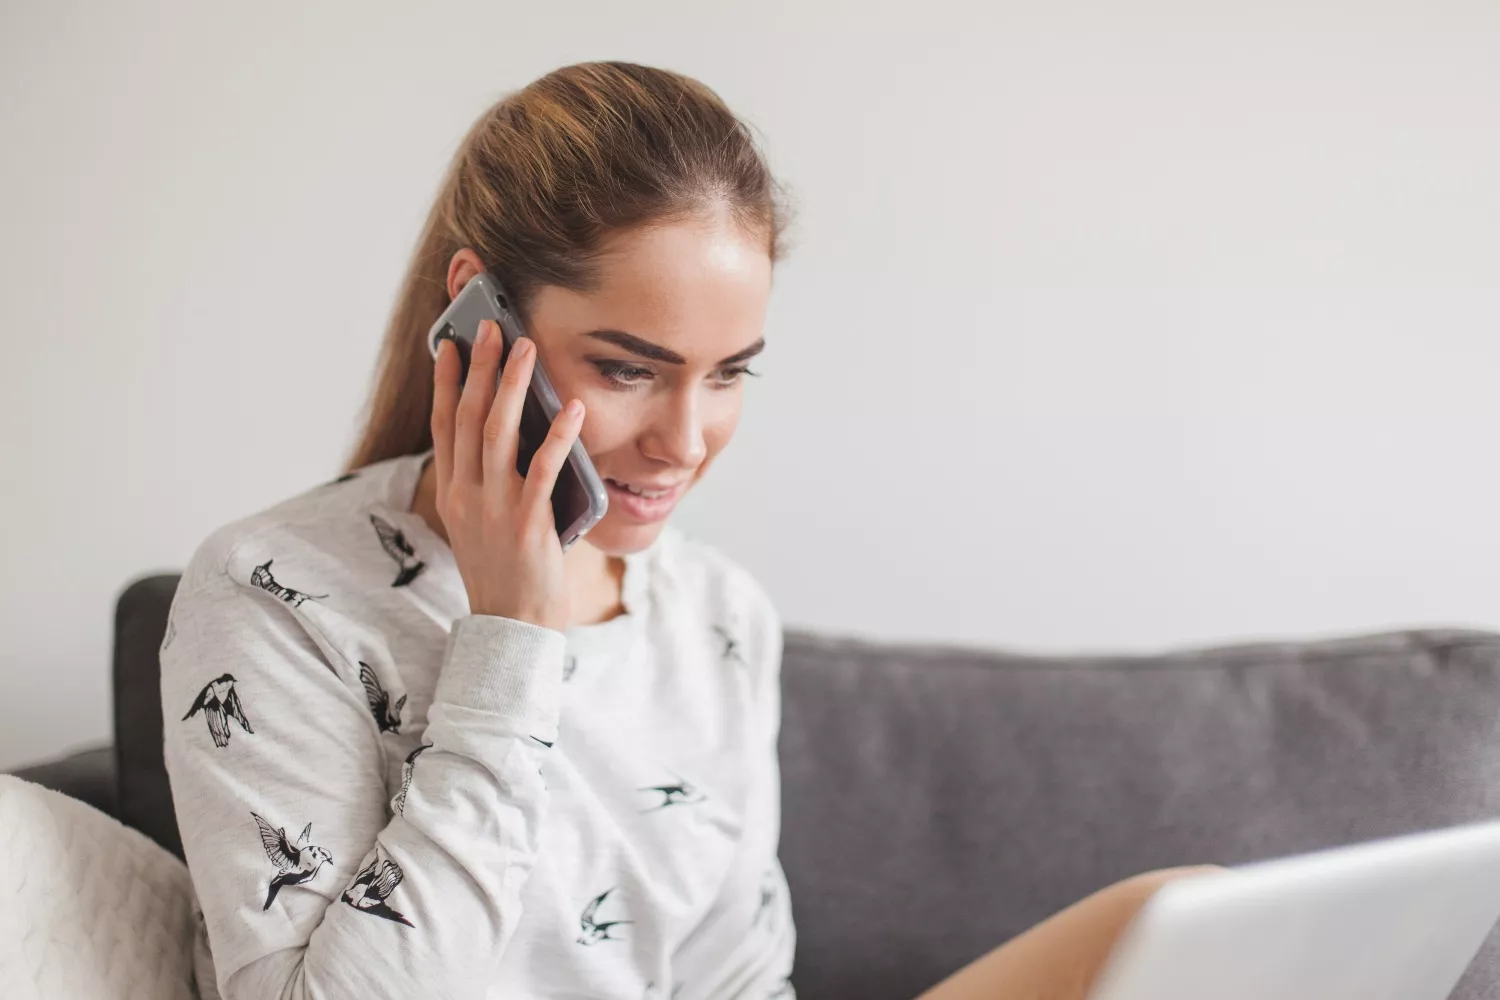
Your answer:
[162,569,566,999]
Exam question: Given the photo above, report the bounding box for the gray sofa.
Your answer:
[11,574,1500,998]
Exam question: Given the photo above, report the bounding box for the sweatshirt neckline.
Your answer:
[378,448,660,648]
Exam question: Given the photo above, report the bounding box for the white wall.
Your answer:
[3,0,1497,770]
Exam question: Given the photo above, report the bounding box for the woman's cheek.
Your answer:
[577,394,638,453]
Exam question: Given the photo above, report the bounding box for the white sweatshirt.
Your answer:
[159,447,797,1000]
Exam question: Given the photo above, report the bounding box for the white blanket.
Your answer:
[0,774,197,1000]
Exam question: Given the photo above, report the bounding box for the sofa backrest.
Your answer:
[114,574,182,858]
[113,576,1500,999]
[775,626,1500,1000]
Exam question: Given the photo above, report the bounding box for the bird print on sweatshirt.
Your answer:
[712,624,748,667]
[358,662,406,733]
[576,887,632,944]
[161,615,177,651]
[369,513,426,587]
[342,844,415,927]
[637,773,707,813]
[562,654,579,682]
[251,812,333,910]
[249,559,327,608]
[753,866,778,928]
[392,742,430,816]
[182,673,254,748]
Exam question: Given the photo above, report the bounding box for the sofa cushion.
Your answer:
[0,775,196,999]
[776,627,1500,1000]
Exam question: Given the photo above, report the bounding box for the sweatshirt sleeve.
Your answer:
[668,591,798,1000]
[161,568,566,1000]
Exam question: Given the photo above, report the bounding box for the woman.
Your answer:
[160,60,1215,1000]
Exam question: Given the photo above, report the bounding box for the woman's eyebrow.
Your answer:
[582,329,765,367]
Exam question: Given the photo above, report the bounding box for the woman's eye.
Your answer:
[594,362,654,388]
[714,365,759,387]
[591,360,761,391]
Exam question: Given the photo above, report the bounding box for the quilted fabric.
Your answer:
[0,775,197,1000]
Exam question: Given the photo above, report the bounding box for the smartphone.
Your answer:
[427,271,608,552]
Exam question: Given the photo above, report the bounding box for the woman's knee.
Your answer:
[907,865,1226,1000]
[1105,864,1227,916]
[1123,864,1226,891]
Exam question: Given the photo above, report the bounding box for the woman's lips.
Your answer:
[605,478,684,522]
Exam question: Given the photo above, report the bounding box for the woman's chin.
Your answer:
[582,514,668,556]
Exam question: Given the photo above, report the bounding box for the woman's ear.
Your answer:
[445,248,485,302]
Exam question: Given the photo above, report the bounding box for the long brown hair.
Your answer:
[341,61,797,474]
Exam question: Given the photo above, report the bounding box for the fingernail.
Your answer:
[475,320,490,347]
[567,399,583,417]
[514,337,532,358]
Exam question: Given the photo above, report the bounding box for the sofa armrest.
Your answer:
[6,744,117,818]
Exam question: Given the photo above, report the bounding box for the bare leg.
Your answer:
[912,865,1224,1000]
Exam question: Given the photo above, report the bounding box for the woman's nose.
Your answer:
[643,391,708,467]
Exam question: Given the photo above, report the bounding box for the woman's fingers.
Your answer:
[482,333,535,495]
[454,320,502,488]
[430,338,459,511]
[438,318,581,542]
[431,339,459,510]
[518,398,585,532]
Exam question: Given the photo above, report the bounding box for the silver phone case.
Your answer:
[426,272,608,551]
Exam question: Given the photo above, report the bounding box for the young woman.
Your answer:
[160,60,1216,1000]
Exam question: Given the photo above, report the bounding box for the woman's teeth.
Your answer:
[609,479,668,498]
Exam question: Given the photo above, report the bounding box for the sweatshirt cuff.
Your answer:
[433,614,568,724]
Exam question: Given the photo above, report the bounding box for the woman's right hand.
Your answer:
[430,318,587,632]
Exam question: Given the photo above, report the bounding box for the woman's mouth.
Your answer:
[605,477,686,522]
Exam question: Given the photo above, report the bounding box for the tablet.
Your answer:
[1087,818,1500,1000]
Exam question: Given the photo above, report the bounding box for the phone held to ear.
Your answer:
[427,271,608,552]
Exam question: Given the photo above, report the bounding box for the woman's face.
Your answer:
[447,212,773,556]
